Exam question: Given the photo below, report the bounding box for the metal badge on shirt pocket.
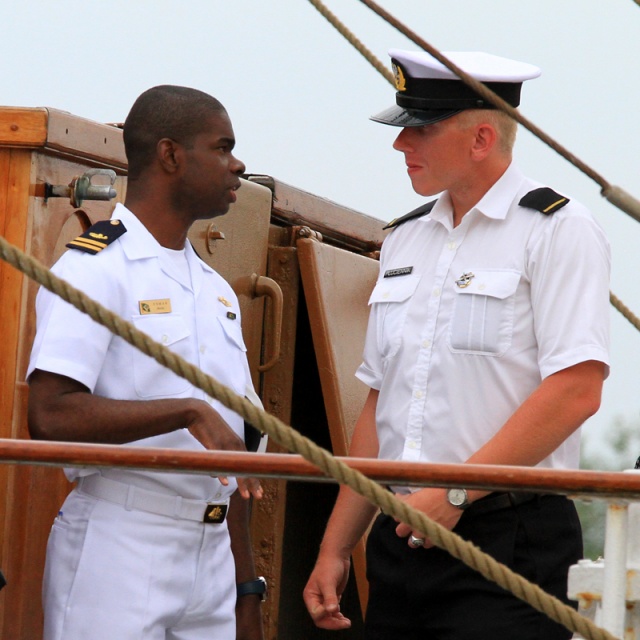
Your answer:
[217,315,247,351]
[449,269,521,356]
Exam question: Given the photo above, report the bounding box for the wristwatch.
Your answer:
[446,488,470,510]
[237,576,267,602]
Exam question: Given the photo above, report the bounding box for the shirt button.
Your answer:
[407,440,419,449]
[382,292,390,299]
[414,390,424,399]
[214,492,222,499]
[432,288,440,297]
[161,334,169,344]
[199,345,206,354]
[447,241,457,250]
[421,340,431,349]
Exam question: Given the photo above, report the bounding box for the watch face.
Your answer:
[448,488,468,507]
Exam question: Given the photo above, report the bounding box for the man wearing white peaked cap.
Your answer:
[305,49,610,639]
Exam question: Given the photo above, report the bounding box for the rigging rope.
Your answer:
[0,232,618,640]
[308,0,640,220]
[307,0,640,334]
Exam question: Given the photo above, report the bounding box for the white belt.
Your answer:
[77,475,229,524]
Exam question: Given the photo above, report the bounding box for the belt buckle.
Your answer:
[203,503,228,524]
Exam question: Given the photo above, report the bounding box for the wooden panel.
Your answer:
[0,108,48,147]
[46,108,127,170]
[0,148,33,636]
[0,107,127,170]
[0,152,127,640]
[297,237,379,614]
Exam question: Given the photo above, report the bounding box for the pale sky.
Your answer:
[4,0,640,464]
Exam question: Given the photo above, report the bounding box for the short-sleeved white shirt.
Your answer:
[356,163,610,470]
[28,204,253,500]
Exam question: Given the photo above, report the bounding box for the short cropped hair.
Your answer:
[123,85,226,179]
[456,109,518,155]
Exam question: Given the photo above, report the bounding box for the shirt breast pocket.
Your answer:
[448,270,520,356]
[369,275,420,359]
[131,314,192,398]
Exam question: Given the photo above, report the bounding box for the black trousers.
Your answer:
[364,494,582,640]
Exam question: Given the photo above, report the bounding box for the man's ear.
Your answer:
[471,123,498,161]
[157,138,181,174]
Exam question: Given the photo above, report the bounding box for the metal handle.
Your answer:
[251,274,283,372]
[45,168,117,207]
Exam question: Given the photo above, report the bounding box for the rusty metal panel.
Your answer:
[247,174,386,256]
[188,179,272,386]
[251,244,300,640]
[297,237,378,453]
[297,236,379,615]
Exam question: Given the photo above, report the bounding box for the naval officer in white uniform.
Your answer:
[28,85,266,640]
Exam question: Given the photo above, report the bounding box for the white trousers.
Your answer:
[42,489,236,640]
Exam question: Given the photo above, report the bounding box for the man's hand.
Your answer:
[186,400,263,499]
[303,554,352,630]
[394,487,463,548]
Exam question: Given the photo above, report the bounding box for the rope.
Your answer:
[0,232,619,639]
[307,0,395,85]
[357,0,640,225]
[610,291,640,332]
[358,0,640,221]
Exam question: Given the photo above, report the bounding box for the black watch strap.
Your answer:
[237,576,267,601]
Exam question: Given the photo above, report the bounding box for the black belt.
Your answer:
[466,491,539,516]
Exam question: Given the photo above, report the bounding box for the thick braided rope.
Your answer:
[309,0,640,223]
[610,291,640,332]
[307,0,395,85]
[0,234,618,640]
[307,0,640,338]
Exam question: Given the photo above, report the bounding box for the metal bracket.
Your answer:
[45,169,117,207]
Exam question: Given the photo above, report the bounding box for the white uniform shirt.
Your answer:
[28,204,253,500]
[356,163,610,470]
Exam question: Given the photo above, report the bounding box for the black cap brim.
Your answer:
[370,104,462,127]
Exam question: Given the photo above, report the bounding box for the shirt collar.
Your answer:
[112,203,214,275]
[473,162,525,220]
[423,162,526,226]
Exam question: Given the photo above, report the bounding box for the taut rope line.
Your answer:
[308,0,640,223]
[308,0,640,339]
[0,234,618,640]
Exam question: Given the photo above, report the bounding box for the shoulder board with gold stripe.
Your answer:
[66,219,127,255]
[518,187,570,215]
[383,199,437,230]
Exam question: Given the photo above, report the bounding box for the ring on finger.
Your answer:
[409,534,425,548]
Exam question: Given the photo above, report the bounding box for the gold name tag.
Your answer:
[139,299,172,315]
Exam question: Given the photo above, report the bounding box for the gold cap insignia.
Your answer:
[393,63,407,92]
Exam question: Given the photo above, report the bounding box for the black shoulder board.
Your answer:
[66,219,127,254]
[383,199,437,230]
[518,187,570,216]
